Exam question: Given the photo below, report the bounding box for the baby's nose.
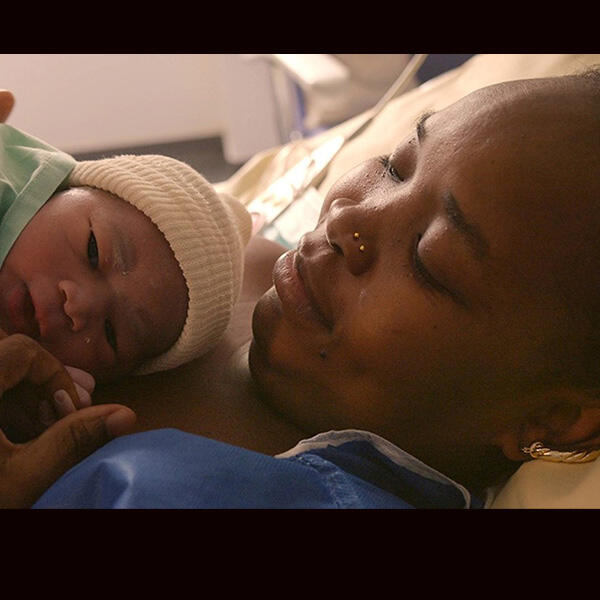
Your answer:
[58,279,102,332]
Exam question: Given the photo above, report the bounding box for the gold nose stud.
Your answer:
[354,232,365,252]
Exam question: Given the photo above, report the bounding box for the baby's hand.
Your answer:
[0,333,95,442]
[38,365,95,426]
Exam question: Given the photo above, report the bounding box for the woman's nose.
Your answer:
[325,198,376,277]
[58,279,103,332]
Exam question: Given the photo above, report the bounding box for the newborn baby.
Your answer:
[0,123,251,440]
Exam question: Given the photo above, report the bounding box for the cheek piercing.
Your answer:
[354,232,365,252]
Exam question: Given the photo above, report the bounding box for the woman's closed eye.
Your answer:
[412,235,467,307]
[412,235,447,295]
[376,157,452,297]
[378,155,404,182]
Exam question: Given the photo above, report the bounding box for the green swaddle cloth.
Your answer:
[0,124,76,267]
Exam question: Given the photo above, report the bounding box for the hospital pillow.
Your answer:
[490,457,600,508]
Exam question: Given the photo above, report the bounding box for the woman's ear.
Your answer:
[493,387,600,462]
[0,90,15,123]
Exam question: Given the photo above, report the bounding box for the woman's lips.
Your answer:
[273,250,331,329]
[6,282,40,339]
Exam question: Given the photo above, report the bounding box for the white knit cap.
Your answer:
[68,155,252,375]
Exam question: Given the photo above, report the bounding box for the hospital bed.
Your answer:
[216,53,600,508]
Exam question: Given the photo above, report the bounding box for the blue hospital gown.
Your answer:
[33,429,483,509]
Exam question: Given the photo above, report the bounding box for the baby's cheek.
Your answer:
[43,338,110,384]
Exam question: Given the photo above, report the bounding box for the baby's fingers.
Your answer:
[65,366,95,398]
[73,382,92,408]
[63,367,94,410]
[52,390,77,418]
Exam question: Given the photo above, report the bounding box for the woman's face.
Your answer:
[249,76,600,457]
[0,187,188,382]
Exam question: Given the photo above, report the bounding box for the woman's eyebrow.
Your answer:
[444,191,489,260]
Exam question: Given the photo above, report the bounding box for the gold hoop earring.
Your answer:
[521,441,600,464]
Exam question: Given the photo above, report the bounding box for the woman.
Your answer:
[15,70,600,507]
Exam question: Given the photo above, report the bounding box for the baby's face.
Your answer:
[250,75,600,455]
[0,187,188,382]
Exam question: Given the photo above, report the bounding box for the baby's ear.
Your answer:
[0,90,15,123]
[493,387,600,462]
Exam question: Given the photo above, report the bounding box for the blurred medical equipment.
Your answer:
[246,54,429,247]
[220,54,415,165]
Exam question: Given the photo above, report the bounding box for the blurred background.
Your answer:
[0,54,474,183]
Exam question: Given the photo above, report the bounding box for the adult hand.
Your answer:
[0,90,15,122]
[0,330,137,506]
[0,332,92,441]
[0,403,136,508]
